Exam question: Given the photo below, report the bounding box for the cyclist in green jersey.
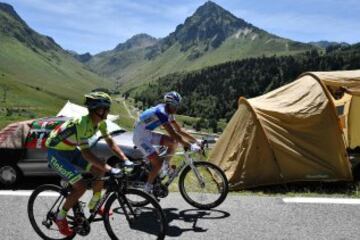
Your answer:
[46,91,133,236]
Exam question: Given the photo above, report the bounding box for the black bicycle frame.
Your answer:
[46,176,137,226]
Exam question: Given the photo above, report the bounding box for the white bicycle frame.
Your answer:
[162,150,205,188]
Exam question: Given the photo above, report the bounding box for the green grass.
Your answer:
[229,181,360,198]
[0,34,113,128]
[164,150,360,197]
[111,97,135,130]
[87,30,315,92]
[175,114,200,128]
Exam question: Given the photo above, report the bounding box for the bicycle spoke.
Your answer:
[179,161,228,209]
[28,185,75,240]
[104,189,166,240]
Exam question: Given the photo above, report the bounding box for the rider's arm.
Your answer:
[163,123,191,148]
[81,148,112,172]
[171,120,198,143]
[105,137,128,161]
[99,120,127,161]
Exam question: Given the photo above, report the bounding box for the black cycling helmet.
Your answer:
[84,91,112,110]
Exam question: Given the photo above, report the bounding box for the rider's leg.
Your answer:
[160,135,178,168]
[134,130,165,192]
[48,149,86,236]
[61,180,87,212]
[48,149,87,216]
[146,133,178,181]
[71,150,106,210]
[144,153,162,193]
[55,180,86,236]
[147,153,162,184]
[88,165,105,210]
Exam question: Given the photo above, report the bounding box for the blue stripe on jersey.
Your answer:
[139,104,171,130]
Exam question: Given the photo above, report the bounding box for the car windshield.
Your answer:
[88,120,125,146]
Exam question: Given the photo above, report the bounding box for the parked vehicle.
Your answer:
[0,116,144,188]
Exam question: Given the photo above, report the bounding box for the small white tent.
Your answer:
[57,101,119,121]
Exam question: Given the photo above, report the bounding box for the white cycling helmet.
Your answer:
[164,91,182,107]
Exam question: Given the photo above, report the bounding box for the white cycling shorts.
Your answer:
[133,124,163,157]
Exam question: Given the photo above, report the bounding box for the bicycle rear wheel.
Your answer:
[27,184,76,240]
[179,161,228,209]
[103,188,166,240]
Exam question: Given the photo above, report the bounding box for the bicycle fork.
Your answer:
[117,193,138,225]
[188,157,206,188]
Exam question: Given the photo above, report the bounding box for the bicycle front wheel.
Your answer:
[103,188,166,240]
[27,184,75,240]
[179,161,228,209]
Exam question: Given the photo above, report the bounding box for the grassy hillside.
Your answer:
[123,35,312,90]
[0,35,113,128]
[88,30,315,92]
[133,44,360,125]
[0,4,113,128]
[86,2,316,91]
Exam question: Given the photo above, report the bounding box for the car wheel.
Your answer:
[0,163,22,188]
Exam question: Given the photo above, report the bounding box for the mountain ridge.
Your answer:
[114,33,158,52]
[0,2,111,124]
[86,1,316,89]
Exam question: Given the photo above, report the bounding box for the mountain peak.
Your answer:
[114,33,158,51]
[0,2,62,52]
[194,1,228,16]
[190,0,243,26]
[164,0,254,52]
[0,2,26,25]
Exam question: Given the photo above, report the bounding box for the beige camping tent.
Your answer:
[210,70,360,190]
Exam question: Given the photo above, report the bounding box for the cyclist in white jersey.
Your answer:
[133,91,201,193]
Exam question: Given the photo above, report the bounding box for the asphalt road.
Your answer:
[1,183,360,240]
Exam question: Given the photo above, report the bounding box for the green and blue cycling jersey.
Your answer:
[45,115,109,151]
[45,115,110,184]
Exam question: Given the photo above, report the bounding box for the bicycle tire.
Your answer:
[178,161,228,209]
[103,188,166,240]
[126,194,151,207]
[27,184,76,240]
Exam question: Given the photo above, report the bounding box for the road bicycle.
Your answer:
[128,143,229,210]
[27,172,166,240]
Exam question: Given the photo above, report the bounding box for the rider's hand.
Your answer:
[190,143,201,152]
[110,167,122,175]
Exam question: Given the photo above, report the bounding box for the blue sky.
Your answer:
[4,0,360,54]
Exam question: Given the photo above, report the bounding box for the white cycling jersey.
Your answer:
[133,104,175,157]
